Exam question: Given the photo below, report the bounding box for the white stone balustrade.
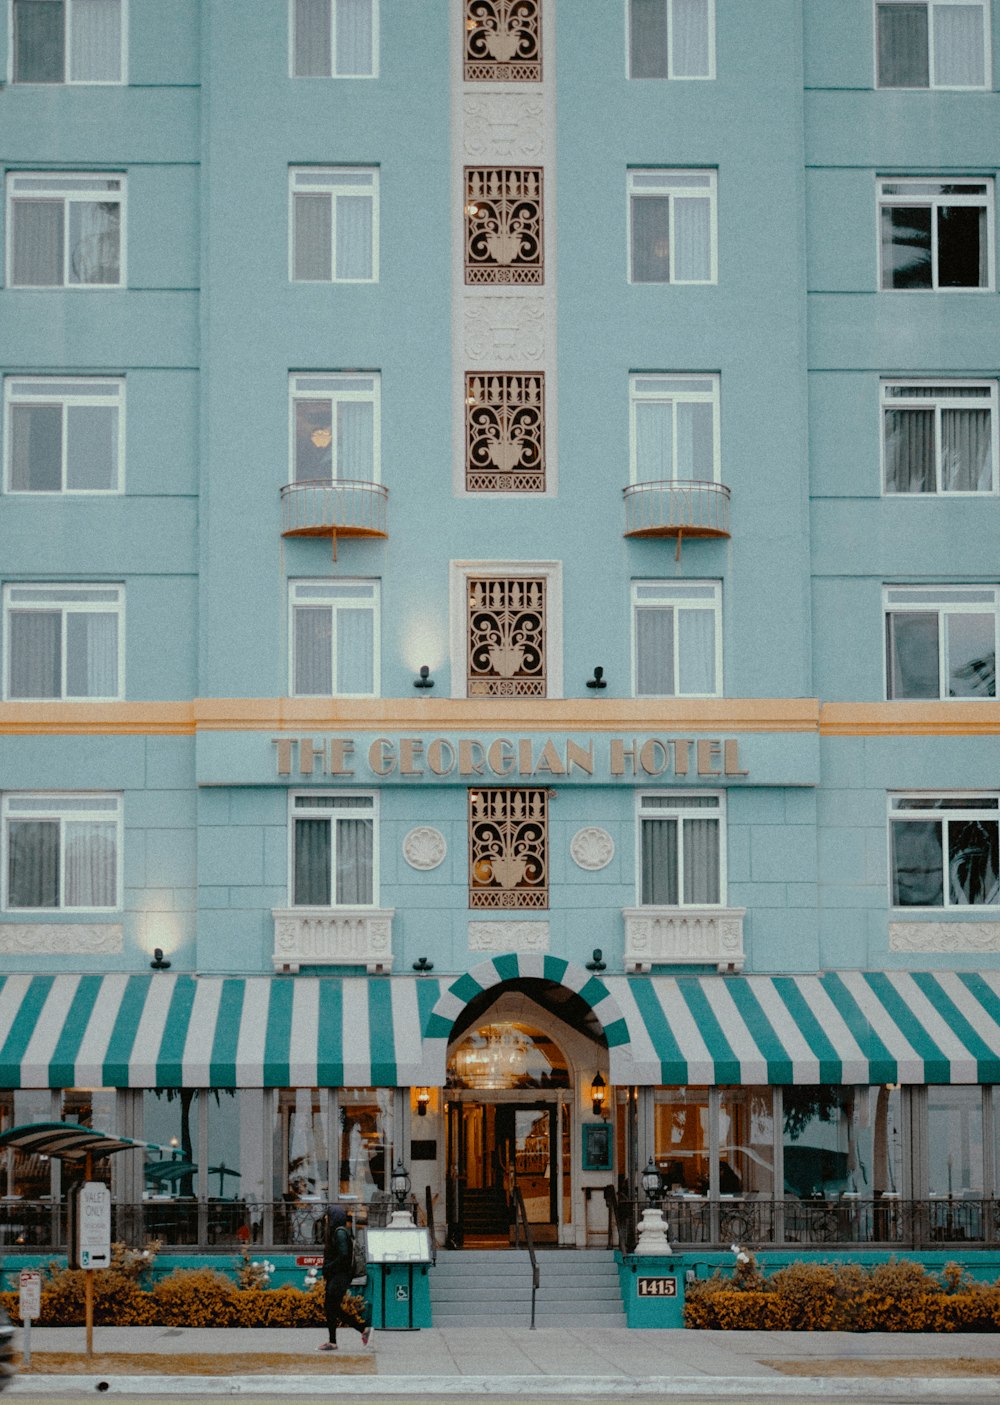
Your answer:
[271,908,395,973]
[622,908,747,974]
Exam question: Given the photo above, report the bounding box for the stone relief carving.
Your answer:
[463,297,546,364]
[468,920,549,952]
[889,922,1000,952]
[0,924,123,954]
[463,96,545,161]
[402,827,447,871]
[570,827,615,871]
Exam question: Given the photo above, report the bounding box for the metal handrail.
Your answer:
[424,1184,437,1266]
[604,1184,637,1254]
[511,1185,540,1330]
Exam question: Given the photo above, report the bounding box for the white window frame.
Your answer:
[289,578,380,698]
[4,376,124,494]
[877,177,994,292]
[449,559,563,700]
[874,0,990,90]
[9,0,127,84]
[636,790,727,907]
[626,0,716,80]
[631,580,722,698]
[628,372,721,484]
[881,379,998,495]
[888,792,1000,910]
[883,585,999,700]
[627,169,717,285]
[6,172,126,289]
[2,582,124,700]
[288,166,379,283]
[288,372,381,484]
[288,790,378,908]
[288,0,378,78]
[1,791,122,912]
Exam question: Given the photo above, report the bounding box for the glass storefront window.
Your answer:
[654,1087,709,1194]
[338,1088,391,1204]
[781,1085,857,1198]
[928,1086,983,1197]
[143,1089,199,1198]
[0,1090,54,1198]
[206,1089,244,1199]
[62,1088,116,1188]
[718,1087,773,1195]
[854,1085,904,1199]
[275,1088,329,1200]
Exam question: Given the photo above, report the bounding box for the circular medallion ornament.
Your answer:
[403,827,447,871]
[570,827,615,871]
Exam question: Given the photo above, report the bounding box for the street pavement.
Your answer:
[6,1325,1000,1398]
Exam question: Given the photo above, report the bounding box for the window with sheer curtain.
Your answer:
[290,580,379,697]
[882,381,996,493]
[7,173,124,287]
[3,793,120,910]
[630,373,720,483]
[632,581,721,697]
[5,377,123,493]
[884,585,997,699]
[890,794,999,907]
[628,0,715,78]
[290,372,379,483]
[12,0,124,83]
[628,170,716,284]
[3,584,123,699]
[291,793,376,906]
[878,178,992,290]
[290,168,378,282]
[291,0,376,77]
[639,793,724,906]
[876,1,989,88]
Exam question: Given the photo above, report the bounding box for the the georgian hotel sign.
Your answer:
[271,735,749,780]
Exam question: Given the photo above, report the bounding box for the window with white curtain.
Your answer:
[291,0,377,77]
[289,168,378,282]
[2,792,121,911]
[878,178,992,290]
[890,794,999,907]
[4,377,123,493]
[876,1,989,88]
[7,173,124,287]
[290,792,376,906]
[632,581,722,697]
[628,0,715,78]
[629,373,720,482]
[882,381,997,493]
[290,372,379,483]
[628,170,716,284]
[12,0,125,83]
[290,580,379,697]
[3,583,123,699]
[638,792,724,906]
[884,585,997,699]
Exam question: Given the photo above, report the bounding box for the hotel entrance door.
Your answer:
[446,1099,559,1245]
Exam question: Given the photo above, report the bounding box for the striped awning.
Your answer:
[606,971,1000,1086]
[0,974,439,1089]
[0,1121,158,1160]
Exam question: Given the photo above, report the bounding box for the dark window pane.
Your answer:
[9,611,61,698]
[631,195,671,282]
[10,405,62,491]
[884,407,935,492]
[294,0,331,76]
[630,0,668,77]
[881,204,932,288]
[8,820,59,908]
[948,818,999,904]
[11,201,64,286]
[293,195,332,281]
[66,405,117,490]
[947,612,996,697]
[887,610,939,698]
[641,817,678,903]
[938,204,987,287]
[13,0,64,82]
[877,3,929,86]
[891,819,943,905]
[294,817,330,905]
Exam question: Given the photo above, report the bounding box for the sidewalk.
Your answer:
[8,1325,1000,1397]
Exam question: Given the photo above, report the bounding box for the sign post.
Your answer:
[18,1270,41,1366]
[77,1164,111,1358]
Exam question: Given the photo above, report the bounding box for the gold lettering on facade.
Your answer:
[459,739,487,776]
[518,738,534,775]
[697,739,722,776]
[610,739,636,776]
[565,739,594,775]
[299,738,321,775]
[487,738,517,776]
[400,738,424,776]
[724,740,748,776]
[272,738,293,776]
[533,739,565,775]
[674,739,691,776]
[369,738,396,776]
[428,739,456,775]
[328,739,354,776]
[640,739,669,776]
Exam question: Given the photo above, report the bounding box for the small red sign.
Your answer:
[296,1254,323,1267]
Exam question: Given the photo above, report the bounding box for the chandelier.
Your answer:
[453,1023,531,1089]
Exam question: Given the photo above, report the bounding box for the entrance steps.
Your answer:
[429,1248,626,1328]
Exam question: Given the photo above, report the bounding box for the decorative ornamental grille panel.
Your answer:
[465,168,543,284]
[464,0,542,82]
[469,788,548,909]
[467,576,546,696]
[466,372,545,491]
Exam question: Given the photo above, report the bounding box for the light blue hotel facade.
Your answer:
[0,0,999,1274]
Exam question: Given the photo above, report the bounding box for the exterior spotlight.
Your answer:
[586,948,606,972]
[414,665,434,689]
[586,666,606,690]
[416,1088,430,1117]
[150,948,171,970]
[412,956,434,972]
[641,1157,663,1204]
[591,1072,607,1118]
[391,1159,411,1208]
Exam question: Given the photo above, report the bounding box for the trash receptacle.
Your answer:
[365,1220,433,1330]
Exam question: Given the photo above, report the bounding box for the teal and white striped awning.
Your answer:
[0,974,439,1089]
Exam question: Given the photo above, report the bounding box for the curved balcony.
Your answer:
[280,479,388,542]
[623,479,731,540]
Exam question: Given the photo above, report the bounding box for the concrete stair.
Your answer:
[429,1248,626,1328]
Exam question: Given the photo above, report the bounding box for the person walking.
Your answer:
[319,1204,372,1351]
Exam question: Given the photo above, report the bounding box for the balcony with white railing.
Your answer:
[623,907,746,973]
[271,908,395,973]
[623,479,730,540]
[280,479,388,544]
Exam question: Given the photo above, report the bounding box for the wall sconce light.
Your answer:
[412,956,434,972]
[641,1156,663,1205]
[586,666,607,690]
[416,1089,430,1118]
[150,948,171,971]
[591,1072,607,1119]
[586,948,607,972]
[413,665,434,689]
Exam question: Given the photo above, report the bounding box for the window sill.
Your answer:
[622,906,746,973]
[271,907,395,973]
